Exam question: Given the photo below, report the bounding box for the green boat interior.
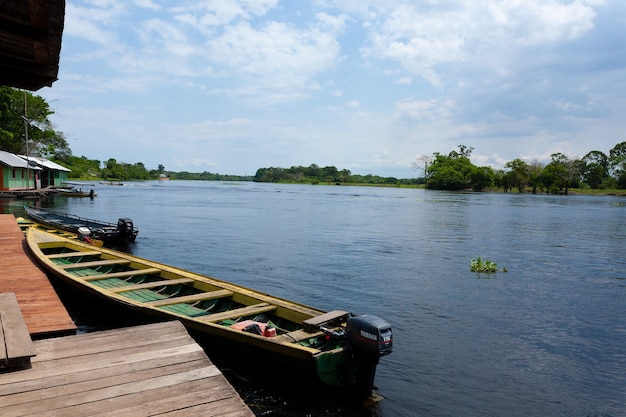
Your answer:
[40,245,341,350]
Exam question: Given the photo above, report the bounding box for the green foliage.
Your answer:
[253,164,420,186]
[581,150,610,189]
[468,166,494,192]
[0,86,71,158]
[470,257,502,273]
[100,158,152,180]
[52,155,101,178]
[171,171,253,181]
[610,141,626,178]
[504,159,530,192]
[426,146,477,190]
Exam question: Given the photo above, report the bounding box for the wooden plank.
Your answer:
[0,215,76,337]
[302,310,349,332]
[146,289,233,307]
[274,329,324,343]
[46,250,102,259]
[0,350,209,397]
[197,303,276,323]
[30,321,190,362]
[0,321,254,417]
[0,350,210,404]
[0,293,36,369]
[83,268,161,281]
[59,259,130,269]
[108,278,194,293]
[91,384,242,417]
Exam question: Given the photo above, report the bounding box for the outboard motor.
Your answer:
[117,218,135,240]
[346,315,393,397]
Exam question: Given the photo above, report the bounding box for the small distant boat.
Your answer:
[24,206,137,246]
[57,188,97,197]
[99,181,123,186]
[57,182,97,197]
[158,174,170,181]
[26,228,393,396]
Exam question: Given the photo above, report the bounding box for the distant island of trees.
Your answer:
[54,156,420,186]
[56,142,626,196]
[2,86,625,194]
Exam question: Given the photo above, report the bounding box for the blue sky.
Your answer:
[39,0,626,178]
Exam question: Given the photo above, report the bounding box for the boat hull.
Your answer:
[26,228,374,391]
[25,206,138,245]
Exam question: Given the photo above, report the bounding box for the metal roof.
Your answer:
[0,1,65,91]
[19,154,70,172]
[0,150,41,169]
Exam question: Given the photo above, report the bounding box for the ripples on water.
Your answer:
[3,182,625,417]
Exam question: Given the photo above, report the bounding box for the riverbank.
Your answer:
[69,176,626,196]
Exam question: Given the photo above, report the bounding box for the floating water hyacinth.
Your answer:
[470,257,505,273]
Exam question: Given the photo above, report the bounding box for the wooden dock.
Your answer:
[0,320,254,416]
[0,214,76,337]
[0,214,254,416]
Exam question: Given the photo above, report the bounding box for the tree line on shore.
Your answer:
[55,143,626,194]
[2,87,625,192]
[421,144,626,193]
[252,165,421,186]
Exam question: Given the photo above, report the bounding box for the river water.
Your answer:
[2,181,625,417]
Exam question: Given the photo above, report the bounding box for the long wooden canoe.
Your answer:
[26,228,392,396]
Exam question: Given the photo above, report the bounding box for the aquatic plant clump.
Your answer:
[470,257,501,273]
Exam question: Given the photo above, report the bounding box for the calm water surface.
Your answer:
[3,181,625,417]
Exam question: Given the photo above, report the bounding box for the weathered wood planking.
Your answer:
[0,215,76,337]
[0,321,254,417]
[0,293,36,369]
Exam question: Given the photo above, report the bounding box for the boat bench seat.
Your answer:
[59,259,131,269]
[108,278,194,293]
[274,329,325,343]
[196,303,277,323]
[83,268,162,281]
[145,289,233,307]
[0,293,36,370]
[302,310,349,333]
[46,250,102,259]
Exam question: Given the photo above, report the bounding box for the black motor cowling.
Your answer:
[346,314,393,357]
[346,314,393,398]
[117,218,134,238]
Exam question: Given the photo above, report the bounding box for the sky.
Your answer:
[38,0,626,178]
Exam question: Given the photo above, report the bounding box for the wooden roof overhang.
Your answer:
[0,0,65,91]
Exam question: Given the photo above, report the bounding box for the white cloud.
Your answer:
[41,0,626,178]
[134,0,161,11]
[315,12,349,32]
[64,3,125,45]
[356,1,602,88]
[395,97,456,121]
[487,0,598,45]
